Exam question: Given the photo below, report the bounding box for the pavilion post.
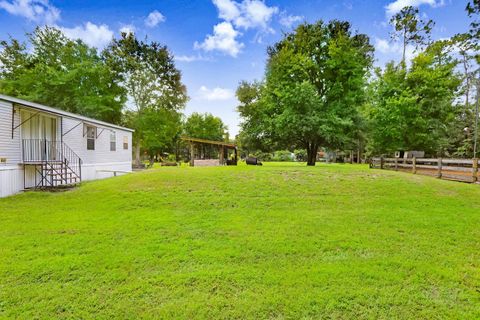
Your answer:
[219,145,224,165]
[190,142,195,167]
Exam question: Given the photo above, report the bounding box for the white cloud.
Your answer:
[213,0,278,31]
[175,54,211,62]
[197,86,234,101]
[374,37,416,62]
[279,12,303,28]
[214,0,240,21]
[385,0,445,16]
[194,21,244,57]
[375,37,396,54]
[145,10,165,28]
[343,2,353,10]
[119,24,136,35]
[0,0,60,24]
[195,0,278,57]
[61,22,114,49]
[236,0,278,31]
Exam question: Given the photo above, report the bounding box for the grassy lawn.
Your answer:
[1,163,479,319]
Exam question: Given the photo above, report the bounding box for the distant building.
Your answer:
[0,94,133,198]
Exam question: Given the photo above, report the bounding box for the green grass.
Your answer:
[1,163,479,319]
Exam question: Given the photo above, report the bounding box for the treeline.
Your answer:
[0,27,228,164]
[237,2,480,165]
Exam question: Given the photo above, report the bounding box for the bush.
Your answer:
[294,149,307,162]
[251,152,272,161]
[272,150,294,162]
[167,154,177,162]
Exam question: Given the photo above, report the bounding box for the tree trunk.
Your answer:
[306,143,318,166]
[175,141,180,162]
[134,137,141,166]
[463,54,470,113]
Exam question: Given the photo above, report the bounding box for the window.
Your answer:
[86,125,96,150]
[110,130,116,151]
[123,136,128,150]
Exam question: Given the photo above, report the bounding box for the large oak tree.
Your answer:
[238,21,373,165]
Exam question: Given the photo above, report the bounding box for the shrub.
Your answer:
[251,152,272,161]
[272,150,294,162]
[294,149,307,162]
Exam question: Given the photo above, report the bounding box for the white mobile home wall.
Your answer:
[0,99,133,198]
[0,100,23,198]
[62,118,132,180]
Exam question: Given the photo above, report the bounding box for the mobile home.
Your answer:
[0,94,133,198]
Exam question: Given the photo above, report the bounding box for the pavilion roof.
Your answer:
[182,137,236,148]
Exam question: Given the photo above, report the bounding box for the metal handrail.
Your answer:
[22,139,82,181]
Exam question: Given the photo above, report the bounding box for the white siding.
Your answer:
[81,162,132,181]
[62,117,132,180]
[24,165,41,189]
[0,101,21,164]
[0,99,133,198]
[0,166,23,198]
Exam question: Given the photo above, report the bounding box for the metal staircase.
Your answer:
[22,139,82,189]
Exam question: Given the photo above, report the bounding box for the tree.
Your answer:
[452,33,477,113]
[125,107,183,161]
[467,0,480,39]
[104,32,187,165]
[466,1,480,157]
[366,41,461,156]
[238,21,373,165]
[236,80,272,153]
[183,112,227,141]
[390,6,434,65]
[0,27,125,123]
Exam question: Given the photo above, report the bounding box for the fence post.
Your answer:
[394,157,398,171]
[473,158,478,183]
[412,157,416,174]
[437,158,442,179]
[380,157,384,170]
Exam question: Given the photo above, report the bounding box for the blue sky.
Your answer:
[0,0,472,136]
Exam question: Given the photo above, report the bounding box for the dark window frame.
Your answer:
[86,125,96,151]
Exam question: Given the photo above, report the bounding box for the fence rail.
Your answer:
[371,157,479,183]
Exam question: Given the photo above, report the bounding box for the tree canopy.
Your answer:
[104,32,188,164]
[183,112,227,142]
[0,27,126,123]
[389,6,434,65]
[238,20,374,165]
[366,41,461,156]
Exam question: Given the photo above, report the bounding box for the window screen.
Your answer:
[110,131,116,151]
[86,125,96,150]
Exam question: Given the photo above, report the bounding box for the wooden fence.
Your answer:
[371,157,479,183]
